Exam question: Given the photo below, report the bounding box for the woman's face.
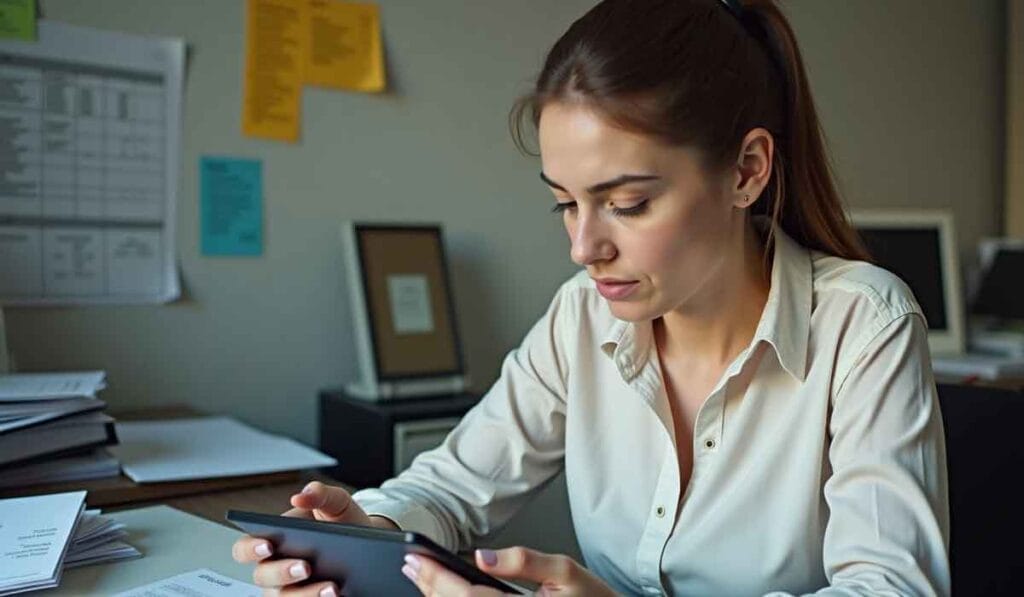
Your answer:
[538,101,741,322]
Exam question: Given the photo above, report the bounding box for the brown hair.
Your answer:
[510,0,871,261]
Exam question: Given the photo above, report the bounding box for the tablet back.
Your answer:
[229,513,421,596]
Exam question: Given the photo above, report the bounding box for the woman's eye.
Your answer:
[551,201,577,214]
[610,199,649,217]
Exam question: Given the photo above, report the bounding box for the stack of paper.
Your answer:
[0,372,120,475]
[0,491,141,595]
[64,509,141,569]
[111,416,337,483]
[0,449,120,489]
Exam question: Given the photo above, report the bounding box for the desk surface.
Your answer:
[43,474,355,594]
[46,505,253,595]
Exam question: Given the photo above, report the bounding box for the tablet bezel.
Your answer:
[225,509,524,594]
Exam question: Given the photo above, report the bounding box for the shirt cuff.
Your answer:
[351,487,450,548]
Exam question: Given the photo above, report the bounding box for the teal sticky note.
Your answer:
[200,157,263,256]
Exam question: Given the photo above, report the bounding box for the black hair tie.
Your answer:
[719,0,745,19]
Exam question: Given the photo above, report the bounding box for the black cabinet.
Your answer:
[318,390,480,488]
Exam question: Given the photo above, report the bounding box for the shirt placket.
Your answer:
[627,354,681,596]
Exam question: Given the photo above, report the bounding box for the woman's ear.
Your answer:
[732,128,774,209]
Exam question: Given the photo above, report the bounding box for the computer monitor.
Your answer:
[851,210,965,356]
[972,239,1024,321]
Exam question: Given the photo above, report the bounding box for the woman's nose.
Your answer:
[569,214,615,266]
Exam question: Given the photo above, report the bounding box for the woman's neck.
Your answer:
[656,222,771,371]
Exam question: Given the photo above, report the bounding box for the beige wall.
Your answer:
[7,0,1006,445]
[1007,0,1024,236]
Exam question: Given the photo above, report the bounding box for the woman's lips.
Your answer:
[594,279,640,300]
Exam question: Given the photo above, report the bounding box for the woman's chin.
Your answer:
[606,300,658,323]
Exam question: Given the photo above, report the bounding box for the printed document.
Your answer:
[0,491,86,596]
[0,21,183,305]
[113,568,259,597]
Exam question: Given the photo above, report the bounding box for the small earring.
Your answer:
[744,194,750,204]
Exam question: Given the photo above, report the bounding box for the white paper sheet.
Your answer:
[0,371,106,401]
[112,569,259,597]
[0,490,86,596]
[109,417,337,483]
[0,20,183,305]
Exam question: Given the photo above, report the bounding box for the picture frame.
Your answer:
[340,222,467,400]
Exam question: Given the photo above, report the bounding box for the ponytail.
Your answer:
[743,0,871,261]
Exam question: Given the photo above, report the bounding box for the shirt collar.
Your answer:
[600,220,812,383]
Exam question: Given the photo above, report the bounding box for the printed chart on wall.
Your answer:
[0,20,184,305]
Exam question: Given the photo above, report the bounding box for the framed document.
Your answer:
[341,222,467,400]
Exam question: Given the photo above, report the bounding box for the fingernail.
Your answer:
[302,483,316,494]
[401,564,418,581]
[290,562,308,579]
[254,542,272,558]
[404,554,421,571]
[320,585,338,597]
[477,549,498,566]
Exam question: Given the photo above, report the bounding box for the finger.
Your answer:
[404,554,503,597]
[290,482,359,520]
[252,558,312,589]
[231,536,273,563]
[279,580,341,597]
[477,547,576,584]
[281,506,315,519]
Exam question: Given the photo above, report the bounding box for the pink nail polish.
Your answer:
[404,554,421,571]
[402,564,418,581]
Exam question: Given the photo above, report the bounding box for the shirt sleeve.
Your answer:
[350,283,574,552]
[769,312,950,597]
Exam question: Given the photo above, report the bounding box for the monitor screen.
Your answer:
[972,248,1024,320]
[856,227,948,330]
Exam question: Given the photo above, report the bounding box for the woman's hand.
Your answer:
[230,481,397,596]
[402,546,617,597]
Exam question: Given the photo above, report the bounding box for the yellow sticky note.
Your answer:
[0,0,36,41]
[242,0,304,143]
[304,0,386,93]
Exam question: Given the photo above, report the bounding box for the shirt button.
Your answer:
[704,438,716,449]
[655,505,666,518]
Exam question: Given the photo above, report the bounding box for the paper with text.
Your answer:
[0,21,184,305]
[0,491,86,596]
[242,0,303,142]
[113,568,259,597]
[200,157,263,256]
[0,371,106,401]
[304,0,385,92]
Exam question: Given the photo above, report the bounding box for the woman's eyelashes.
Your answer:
[610,199,649,217]
[550,199,649,217]
[551,201,576,214]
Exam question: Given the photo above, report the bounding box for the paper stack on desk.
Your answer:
[0,372,120,478]
[0,491,141,595]
[64,509,142,569]
[0,372,120,491]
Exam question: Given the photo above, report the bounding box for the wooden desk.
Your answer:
[117,471,354,525]
[0,469,351,525]
[0,406,353,525]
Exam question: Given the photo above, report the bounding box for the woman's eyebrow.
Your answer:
[539,172,661,195]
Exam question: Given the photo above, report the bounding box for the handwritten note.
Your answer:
[304,0,386,92]
[200,157,263,257]
[242,0,303,142]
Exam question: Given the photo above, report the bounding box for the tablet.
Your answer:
[225,510,525,596]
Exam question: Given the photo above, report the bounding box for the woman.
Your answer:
[233,0,950,594]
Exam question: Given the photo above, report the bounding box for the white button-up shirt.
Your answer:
[353,227,950,596]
